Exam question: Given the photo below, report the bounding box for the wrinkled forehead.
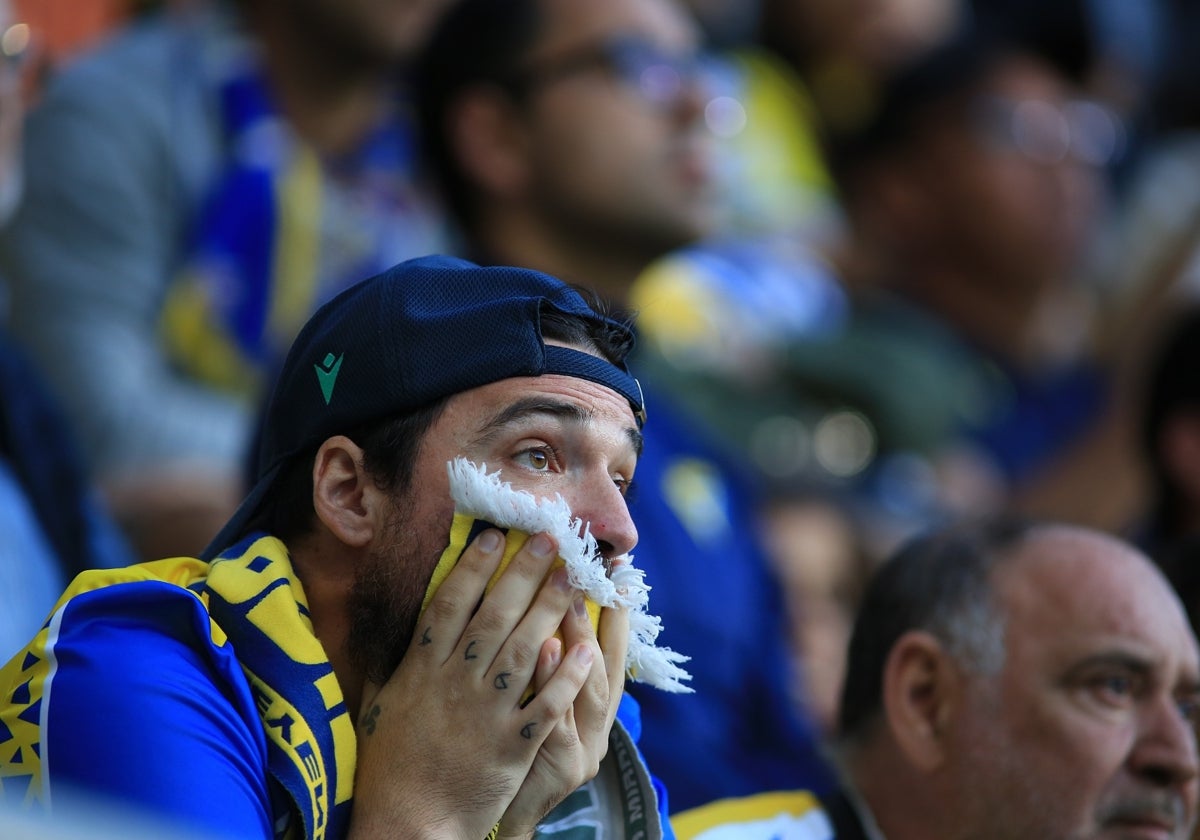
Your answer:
[999,528,1200,674]
[443,368,644,466]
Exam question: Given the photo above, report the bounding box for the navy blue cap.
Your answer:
[202,254,645,559]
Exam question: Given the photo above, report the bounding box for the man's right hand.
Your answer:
[346,528,608,839]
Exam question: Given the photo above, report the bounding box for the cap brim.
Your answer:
[199,462,282,561]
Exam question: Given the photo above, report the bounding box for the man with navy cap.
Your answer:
[0,255,675,839]
[414,0,835,813]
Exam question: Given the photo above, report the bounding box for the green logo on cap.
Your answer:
[315,352,344,405]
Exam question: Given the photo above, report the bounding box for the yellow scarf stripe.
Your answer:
[205,536,356,840]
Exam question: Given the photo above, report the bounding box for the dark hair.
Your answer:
[249,399,449,542]
[837,517,1034,740]
[823,25,1006,198]
[1140,306,1200,546]
[250,298,635,541]
[413,0,543,235]
[824,13,1091,206]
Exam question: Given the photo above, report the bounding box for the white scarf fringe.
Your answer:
[448,457,692,693]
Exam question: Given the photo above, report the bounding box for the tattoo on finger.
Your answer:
[419,627,432,646]
[520,721,536,740]
[465,640,479,660]
[494,672,510,690]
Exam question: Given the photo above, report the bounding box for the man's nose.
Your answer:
[671,65,710,125]
[1131,693,1200,793]
[577,475,638,559]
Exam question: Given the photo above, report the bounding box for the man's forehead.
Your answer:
[454,372,642,447]
[999,529,1199,668]
[535,0,699,53]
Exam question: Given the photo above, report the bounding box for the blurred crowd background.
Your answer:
[7,0,1200,800]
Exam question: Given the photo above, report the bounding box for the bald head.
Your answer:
[844,520,1200,840]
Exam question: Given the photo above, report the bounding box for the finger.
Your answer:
[532,637,563,694]
[414,527,507,664]
[558,598,611,748]
[456,532,562,675]
[486,568,575,708]
[515,643,593,747]
[597,605,630,731]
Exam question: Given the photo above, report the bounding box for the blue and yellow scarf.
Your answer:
[204,535,357,840]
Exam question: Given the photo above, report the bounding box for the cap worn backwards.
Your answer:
[202,254,645,560]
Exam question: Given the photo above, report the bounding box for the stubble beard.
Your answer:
[346,498,451,686]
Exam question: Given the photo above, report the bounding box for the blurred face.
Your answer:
[509,0,717,260]
[947,528,1200,840]
[348,358,641,681]
[897,54,1108,297]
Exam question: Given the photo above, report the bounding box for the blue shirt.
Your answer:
[624,388,835,812]
[0,546,673,839]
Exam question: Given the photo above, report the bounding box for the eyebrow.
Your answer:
[474,396,644,457]
[1067,651,1155,678]
[1066,650,1200,693]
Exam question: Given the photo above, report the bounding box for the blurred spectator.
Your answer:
[635,18,1134,555]
[1093,0,1200,341]
[624,0,958,728]
[759,487,869,732]
[1117,7,1200,575]
[1138,306,1200,567]
[1140,311,1200,835]
[628,0,966,543]
[0,0,133,658]
[13,0,129,69]
[0,334,135,659]
[672,518,1200,839]
[972,0,1165,191]
[689,0,965,242]
[0,0,452,562]
[817,18,1138,534]
[415,0,837,812]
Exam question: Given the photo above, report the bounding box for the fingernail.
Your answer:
[553,568,572,592]
[573,597,588,617]
[574,645,594,666]
[478,530,501,553]
[530,533,555,559]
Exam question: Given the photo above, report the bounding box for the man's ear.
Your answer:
[448,86,530,199]
[881,630,962,772]
[312,435,383,548]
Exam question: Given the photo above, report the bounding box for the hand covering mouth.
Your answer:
[419,457,693,693]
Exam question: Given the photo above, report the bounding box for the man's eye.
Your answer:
[1177,694,1200,726]
[519,448,552,470]
[1091,673,1137,705]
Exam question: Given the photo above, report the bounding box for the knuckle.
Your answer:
[557,726,582,752]
[469,602,517,637]
[425,592,464,624]
[500,636,538,670]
